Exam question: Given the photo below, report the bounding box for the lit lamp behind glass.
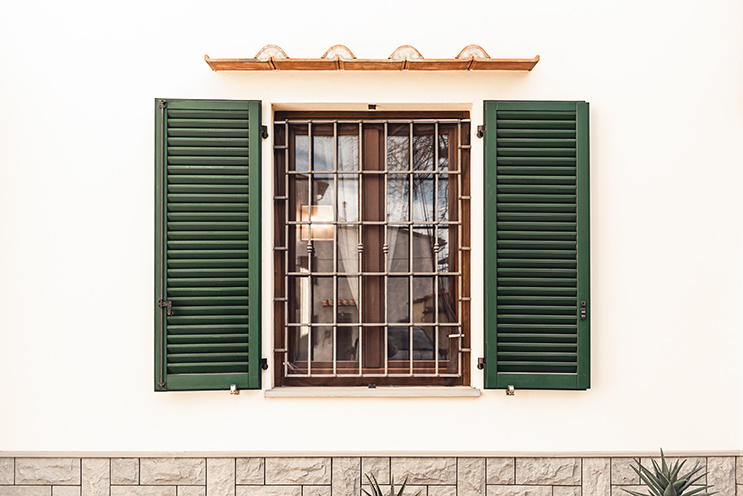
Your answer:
[299,205,334,241]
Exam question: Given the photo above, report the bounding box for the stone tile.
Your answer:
[140,459,205,486]
[737,484,743,495]
[178,487,205,496]
[583,458,610,496]
[16,460,81,485]
[553,487,581,496]
[390,458,456,485]
[708,457,735,496]
[611,458,639,485]
[515,458,580,485]
[235,459,263,486]
[207,459,234,496]
[264,458,329,486]
[0,459,13,485]
[736,458,743,485]
[361,458,389,485]
[361,485,425,496]
[612,486,645,496]
[236,487,300,496]
[458,458,486,496]
[112,459,139,485]
[82,459,109,496]
[0,488,52,496]
[52,488,80,496]
[301,487,331,496]
[428,487,456,496]
[111,487,176,496]
[332,457,360,496]
[486,485,551,496]
[486,459,514,485]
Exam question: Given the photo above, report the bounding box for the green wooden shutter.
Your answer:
[484,101,590,390]
[155,99,262,391]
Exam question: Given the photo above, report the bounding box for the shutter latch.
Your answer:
[476,125,485,139]
[260,125,269,139]
[477,357,486,370]
[580,301,587,321]
[158,299,173,316]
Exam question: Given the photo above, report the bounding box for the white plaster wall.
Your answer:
[1,0,742,453]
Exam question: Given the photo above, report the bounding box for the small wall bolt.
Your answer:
[230,384,239,395]
[506,385,515,396]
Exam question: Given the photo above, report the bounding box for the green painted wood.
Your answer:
[155,98,262,391]
[484,100,590,391]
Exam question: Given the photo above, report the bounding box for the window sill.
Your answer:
[264,386,481,398]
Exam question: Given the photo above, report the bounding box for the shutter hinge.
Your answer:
[580,301,587,321]
[158,299,173,316]
[159,100,167,110]
[476,125,485,139]
[477,357,486,370]
[157,381,166,390]
[260,358,269,370]
[260,125,269,139]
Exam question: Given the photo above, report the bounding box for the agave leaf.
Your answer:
[683,486,717,496]
[660,450,669,474]
[670,459,686,480]
[363,474,384,496]
[663,483,677,496]
[636,465,664,495]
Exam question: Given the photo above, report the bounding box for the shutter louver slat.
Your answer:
[485,101,590,390]
[156,99,261,391]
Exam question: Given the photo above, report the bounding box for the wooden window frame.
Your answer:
[273,110,471,387]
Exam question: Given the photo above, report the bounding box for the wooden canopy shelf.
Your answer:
[205,44,539,72]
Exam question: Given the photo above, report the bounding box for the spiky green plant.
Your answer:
[361,474,422,496]
[623,450,716,496]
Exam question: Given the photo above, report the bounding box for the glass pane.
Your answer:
[387,129,409,171]
[437,276,457,323]
[338,175,358,221]
[311,326,333,362]
[289,276,311,324]
[337,327,359,361]
[311,276,333,323]
[437,227,450,273]
[413,130,434,171]
[388,326,410,361]
[387,277,410,324]
[294,134,309,171]
[412,226,436,272]
[412,276,434,323]
[313,132,333,171]
[412,175,434,222]
[289,174,308,222]
[313,239,333,272]
[338,133,359,171]
[337,226,359,273]
[438,326,455,362]
[438,132,449,171]
[437,174,449,222]
[387,174,409,222]
[337,276,359,324]
[386,226,409,273]
[291,325,310,363]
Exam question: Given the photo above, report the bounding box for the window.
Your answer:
[273,111,471,387]
[153,99,589,392]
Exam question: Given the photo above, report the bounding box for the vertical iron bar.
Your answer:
[383,121,389,377]
[408,121,414,376]
[284,121,290,378]
[457,120,463,377]
[434,122,439,376]
[307,122,313,375]
[357,121,363,376]
[333,121,338,376]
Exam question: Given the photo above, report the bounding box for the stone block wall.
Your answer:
[0,456,740,496]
